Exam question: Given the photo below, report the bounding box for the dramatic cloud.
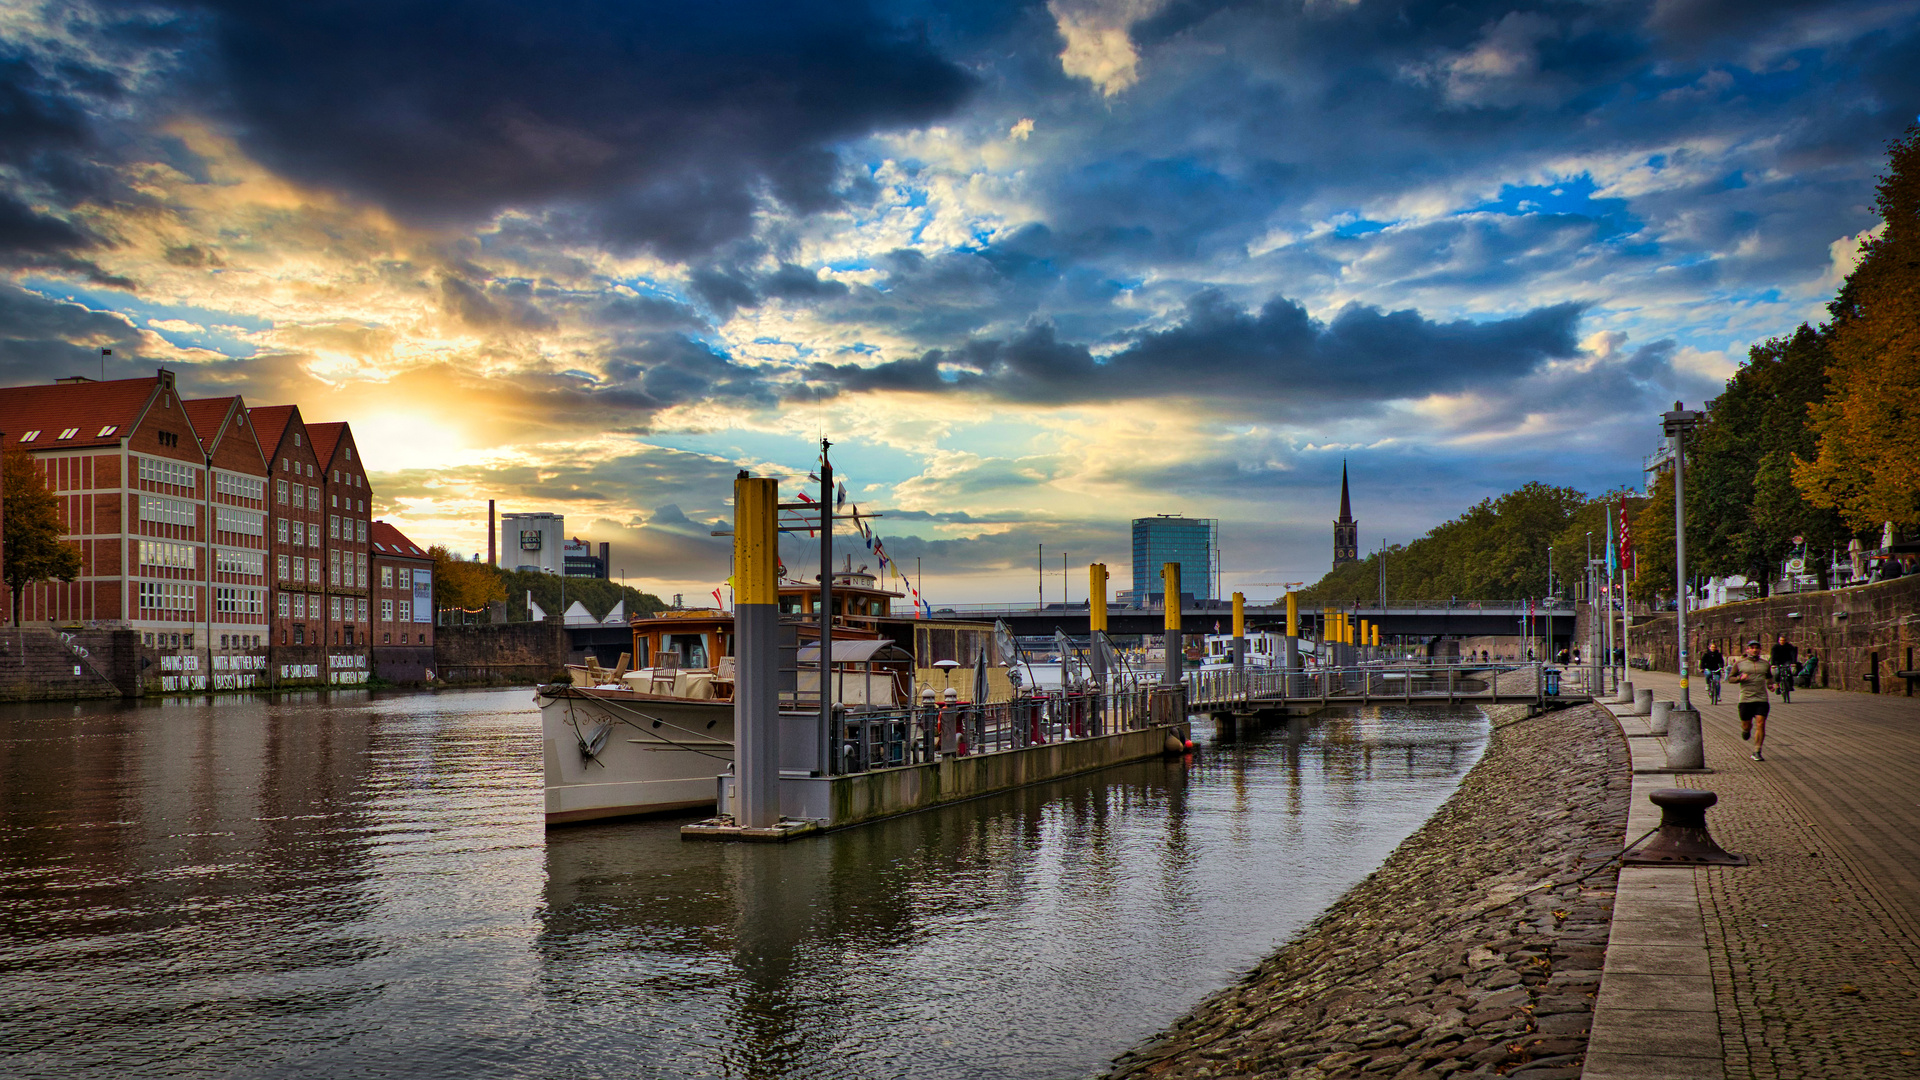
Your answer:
[1,0,1915,598]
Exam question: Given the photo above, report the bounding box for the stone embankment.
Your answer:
[1108,701,1629,1080]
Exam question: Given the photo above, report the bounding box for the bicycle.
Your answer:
[1773,663,1794,703]
[1703,667,1722,705]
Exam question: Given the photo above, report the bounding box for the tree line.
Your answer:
[430,546,667,623]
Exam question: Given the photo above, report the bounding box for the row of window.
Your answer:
[138,581,196,611]
[277,479,321,508]
[216,549,265,576]
[137,456,198,489]
[139,495,195,527]
[275,550,372,586]
[379,598,418,622]
[215,471,266,501]
[214,506,265,536]
[213,587,266,615]
[380,566,415,589]
[329,515,368,543]
[139,540,196,570]
[16,425,118,443]
[279,593,372,623]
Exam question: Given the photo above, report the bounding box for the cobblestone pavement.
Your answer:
[1631,670,1920,1079]
[1104,702,1628,1080]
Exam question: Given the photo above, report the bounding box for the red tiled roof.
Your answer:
[371,521,432,559]
[247,404,300,457]
[183,396,237,453]
[0,375,159,452]
[306,421,347,468]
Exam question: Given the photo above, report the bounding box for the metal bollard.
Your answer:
[1633,688,1653,715]
[1650,699,1672,735]
[1665,707,1704,770]
[1623,788,1744,865]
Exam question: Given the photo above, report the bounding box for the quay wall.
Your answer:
[1628,575,1919,694]
[432,621,571,686]
[1106,701,1629,1080]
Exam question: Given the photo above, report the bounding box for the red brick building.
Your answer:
[182,395,271,688]
[307,422,373,683]
[371,521,435,683]
[248,404,326,682]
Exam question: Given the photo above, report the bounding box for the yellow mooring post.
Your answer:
[1089,563,1109,685]
[1283,591,1301,671]
[1231,591,1246,674]
[1360,618,1371,659]
[1163,562,1182,685]
[1371,624,1380,648]
[732,475,780,830]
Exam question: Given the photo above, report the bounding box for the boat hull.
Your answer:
[540,687,736,825]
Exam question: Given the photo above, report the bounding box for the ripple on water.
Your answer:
[0,691,1484,1080]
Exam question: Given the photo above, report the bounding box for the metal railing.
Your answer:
[1181,661,1569,708]
[827,685,1162,775]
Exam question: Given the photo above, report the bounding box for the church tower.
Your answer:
[1333,460,1358,568]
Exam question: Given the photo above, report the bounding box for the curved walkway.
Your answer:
[1595,671,1920,1079]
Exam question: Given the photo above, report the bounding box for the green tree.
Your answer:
[430,545,507,613]
[2,448,85,626]
[1796,124,1920,531]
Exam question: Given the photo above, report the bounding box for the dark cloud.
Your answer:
[0,283,148,381]
[191,0,974,255]
[809,290,1583,408]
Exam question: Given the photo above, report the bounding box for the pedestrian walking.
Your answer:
[1730,639,1772,760]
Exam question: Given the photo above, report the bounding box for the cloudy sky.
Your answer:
[2,0,1915,603]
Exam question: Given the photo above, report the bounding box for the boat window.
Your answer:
[630,638,649,667]
[779,596,802,614]
[664,633,708,668]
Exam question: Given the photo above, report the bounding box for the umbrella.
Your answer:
[1054,629,1076,686]
[971,648,989,706]
[1850,538,1865,580]
[1883,521,1897,551]
[994,619,1020,666]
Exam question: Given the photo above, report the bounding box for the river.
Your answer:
[0,689,1486,1079]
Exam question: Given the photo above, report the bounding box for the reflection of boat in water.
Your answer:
[540,565,980,826]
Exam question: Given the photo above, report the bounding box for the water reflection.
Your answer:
[1,694,1483,1080]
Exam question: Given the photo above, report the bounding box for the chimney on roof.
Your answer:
[488,500,496,566]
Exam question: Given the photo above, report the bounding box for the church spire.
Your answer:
[1333,459,1358,568]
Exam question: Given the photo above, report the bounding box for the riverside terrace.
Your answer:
[936,601,1575,641]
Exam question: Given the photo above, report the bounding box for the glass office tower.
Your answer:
[1131,516,1220,606]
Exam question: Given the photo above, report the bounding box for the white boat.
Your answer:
[1198,631,1287,671]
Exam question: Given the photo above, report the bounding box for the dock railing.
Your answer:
[828,684,1162,776]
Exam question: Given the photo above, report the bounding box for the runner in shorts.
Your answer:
[1729,639,1772,761]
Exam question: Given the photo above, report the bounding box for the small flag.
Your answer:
[836,482,846,507]
[712,588,723,608]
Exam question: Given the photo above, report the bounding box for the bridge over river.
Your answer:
[929,602,1574,641]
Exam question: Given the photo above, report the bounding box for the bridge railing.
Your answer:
[1180,661,1564,706]
[829,685,1164,776]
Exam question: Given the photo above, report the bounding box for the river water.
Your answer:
[0,690,1486,1080]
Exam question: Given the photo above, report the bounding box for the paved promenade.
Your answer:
[1596,671,1920,1079]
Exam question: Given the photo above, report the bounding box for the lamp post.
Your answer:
[1662,401,1706,769]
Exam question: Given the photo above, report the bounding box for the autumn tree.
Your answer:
[429,545,506,614]
[3,447,84,626]
[1795,123,1920,532]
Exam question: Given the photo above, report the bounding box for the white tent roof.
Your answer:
[563,600,596,626]
[601,599,626,625]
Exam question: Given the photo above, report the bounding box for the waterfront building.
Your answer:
[249,405,326,667]
[370,521,434,682]
[181,395,271,684]
[500,511,564,573]
[1333,461,1359,568]
[1130,515,1219,606]
[308,423,373,661]
[0,371,213,642]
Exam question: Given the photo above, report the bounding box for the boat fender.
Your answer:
[1164,732,1188,755]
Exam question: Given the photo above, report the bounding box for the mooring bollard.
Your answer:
[1650,699,1672,735]
[1665,707,1704,770]
[1623,788,1745,865]
[1633,688,1653,715]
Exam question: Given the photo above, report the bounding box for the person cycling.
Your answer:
[1700,642,1726,705]
[1770,635,1799,703]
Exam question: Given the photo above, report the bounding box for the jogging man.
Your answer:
[1700,641,1726,705]
[1730,639,1771,760]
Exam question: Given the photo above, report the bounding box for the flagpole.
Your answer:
[1619,500,1632,683]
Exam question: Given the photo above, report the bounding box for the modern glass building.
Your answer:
[1131,516,1220,605]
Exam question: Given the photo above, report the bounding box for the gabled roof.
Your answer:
[183,396,238,454]
[371,521,432,559]
[247,404,301,458]
[307,421,347,468]
[0,374,161,452]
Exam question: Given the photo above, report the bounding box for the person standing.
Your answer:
[1700,641,1726,705]
[1730,639,1772,760]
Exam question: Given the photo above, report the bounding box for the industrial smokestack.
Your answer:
[487,500,496,566]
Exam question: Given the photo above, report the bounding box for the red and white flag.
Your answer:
[1618,500,1635,580]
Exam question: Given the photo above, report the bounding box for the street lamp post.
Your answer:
[1663,401,1705,768]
